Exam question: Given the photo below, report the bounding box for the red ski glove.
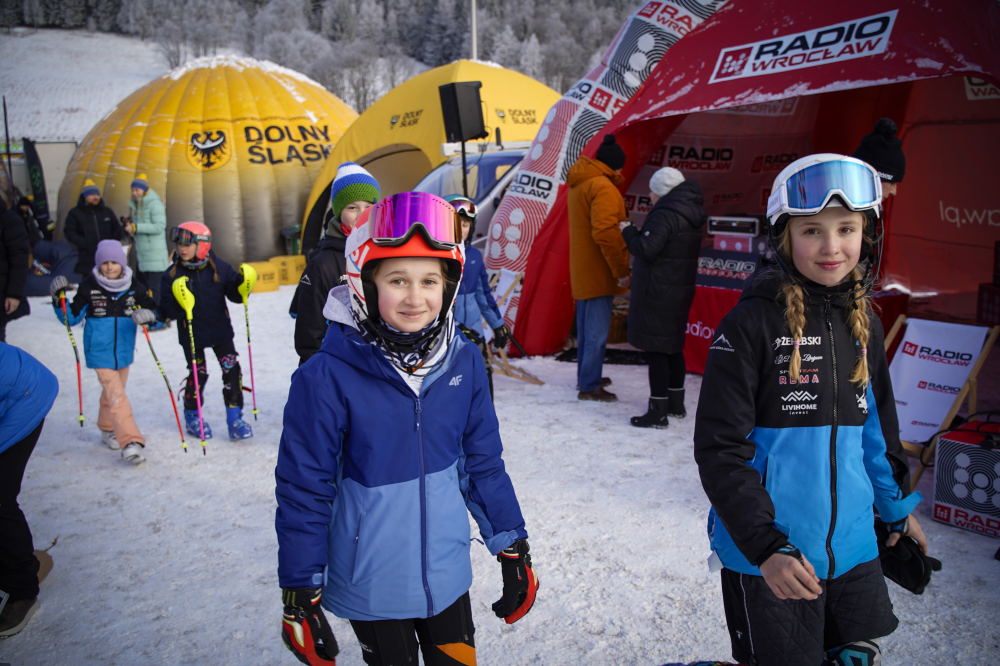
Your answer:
[281,587,339,665]
[492,539,539,624]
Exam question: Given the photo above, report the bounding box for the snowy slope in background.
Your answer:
[0,29,171,143]
[0,287,998,665]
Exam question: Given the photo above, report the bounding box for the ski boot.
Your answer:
[184,409,213,439]
[630,397,670,429]
[226,406,253,440]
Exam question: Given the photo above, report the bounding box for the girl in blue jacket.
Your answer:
[158,222,252,441]
[51,240,158,464]
[275,192,537,666]
[694,155,928,666]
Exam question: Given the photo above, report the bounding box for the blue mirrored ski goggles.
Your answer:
[773,160,881,216]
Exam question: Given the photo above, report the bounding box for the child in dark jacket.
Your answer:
[275,192,537,666]
[290,162,380,365]
[694,155,928,666]
[158,222,252,441]
[51,240,158,464]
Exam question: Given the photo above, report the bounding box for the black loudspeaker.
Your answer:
[439,82,489,143]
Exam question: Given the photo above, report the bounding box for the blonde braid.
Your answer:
[782,281,806,381]
[846,267,872,387]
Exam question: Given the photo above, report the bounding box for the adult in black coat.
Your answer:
[63,183,124,276]
[0,198,31,342]
[288,224,347,365]
[621,169,706,428]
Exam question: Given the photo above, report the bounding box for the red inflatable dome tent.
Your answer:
[490,0,1000,368]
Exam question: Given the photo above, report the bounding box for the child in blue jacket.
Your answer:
[158,222,252,441]
[446,196,509,401]
[50,240,158,464]
[275,192,537,666]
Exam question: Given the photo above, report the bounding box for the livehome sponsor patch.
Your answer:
[709,11,897,84]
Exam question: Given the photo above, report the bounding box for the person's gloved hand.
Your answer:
[493,325,509,350]
[131,309,157,326]
[49,275,69,300]
[281,587,339,665]
[492,539,538,624]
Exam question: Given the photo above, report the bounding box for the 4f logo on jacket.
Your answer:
[449,375,463,386]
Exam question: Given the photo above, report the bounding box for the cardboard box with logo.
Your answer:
[932,421,1000,539]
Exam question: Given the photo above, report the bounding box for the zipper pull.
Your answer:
[825,298,832,329]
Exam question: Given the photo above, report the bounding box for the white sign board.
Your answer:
[889,319,988,442]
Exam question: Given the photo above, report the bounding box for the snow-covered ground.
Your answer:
[1,286,998,665]
[0,29,170,143]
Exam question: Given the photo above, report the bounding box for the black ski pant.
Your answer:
[0,419,44,603]
[182,339,243,411]
[647,350,685,397]
[349,592,475,666]
[721,558,897,666]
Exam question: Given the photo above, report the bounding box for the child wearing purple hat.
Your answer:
[49,240,159,464]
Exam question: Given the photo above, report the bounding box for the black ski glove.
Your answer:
[874,519,942,595]
[281,587,339,665]
[492,325,509,350]
[492,539,539,624]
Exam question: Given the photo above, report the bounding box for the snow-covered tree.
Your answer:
[355,0,382,42]
[489,24,520,69]
[260,27,332,72]
[93,0,122,31]
[519,33,541,78]
[23,0,44,29]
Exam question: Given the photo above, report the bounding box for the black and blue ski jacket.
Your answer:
[694,271,920,580]
[159,251,243,351]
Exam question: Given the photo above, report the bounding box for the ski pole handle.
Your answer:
[172,276,195,320]
[238,263,257,304]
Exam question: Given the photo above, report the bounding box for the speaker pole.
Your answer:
[470,0,478,60]
[461,140,469,198]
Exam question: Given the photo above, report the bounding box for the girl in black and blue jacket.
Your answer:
[694,155,928,666]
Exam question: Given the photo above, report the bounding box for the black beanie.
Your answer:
[852,117,906,183]
[595,134,626,171]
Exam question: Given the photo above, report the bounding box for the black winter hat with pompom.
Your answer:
[594,134,626,171]
[852,117,906,183]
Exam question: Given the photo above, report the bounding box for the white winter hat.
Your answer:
[649,167,685,196]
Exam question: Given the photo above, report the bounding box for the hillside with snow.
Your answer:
[0,29,174,143]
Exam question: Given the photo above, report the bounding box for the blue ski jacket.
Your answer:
[693,271,920,580]
[275,297,527,621]
[454,246,503,333]
[0,342,58,455]
[159,251,243,351]
[53,273,158,370]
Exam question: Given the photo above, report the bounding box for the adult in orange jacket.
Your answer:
[567,134,630,402]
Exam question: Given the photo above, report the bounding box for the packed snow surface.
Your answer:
[1,287,998,665]
[0,29,169,143]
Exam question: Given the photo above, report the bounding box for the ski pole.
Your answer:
[172,277,207,455]
[58,293,85,427]
[237,263,258,420]
[142,325,187,452]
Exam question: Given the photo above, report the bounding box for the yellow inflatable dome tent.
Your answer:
[301,60,560,251]
[57,55,357,264]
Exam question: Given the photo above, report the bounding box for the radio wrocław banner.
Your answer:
[484,0,729,336]
[889,318,988,442]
